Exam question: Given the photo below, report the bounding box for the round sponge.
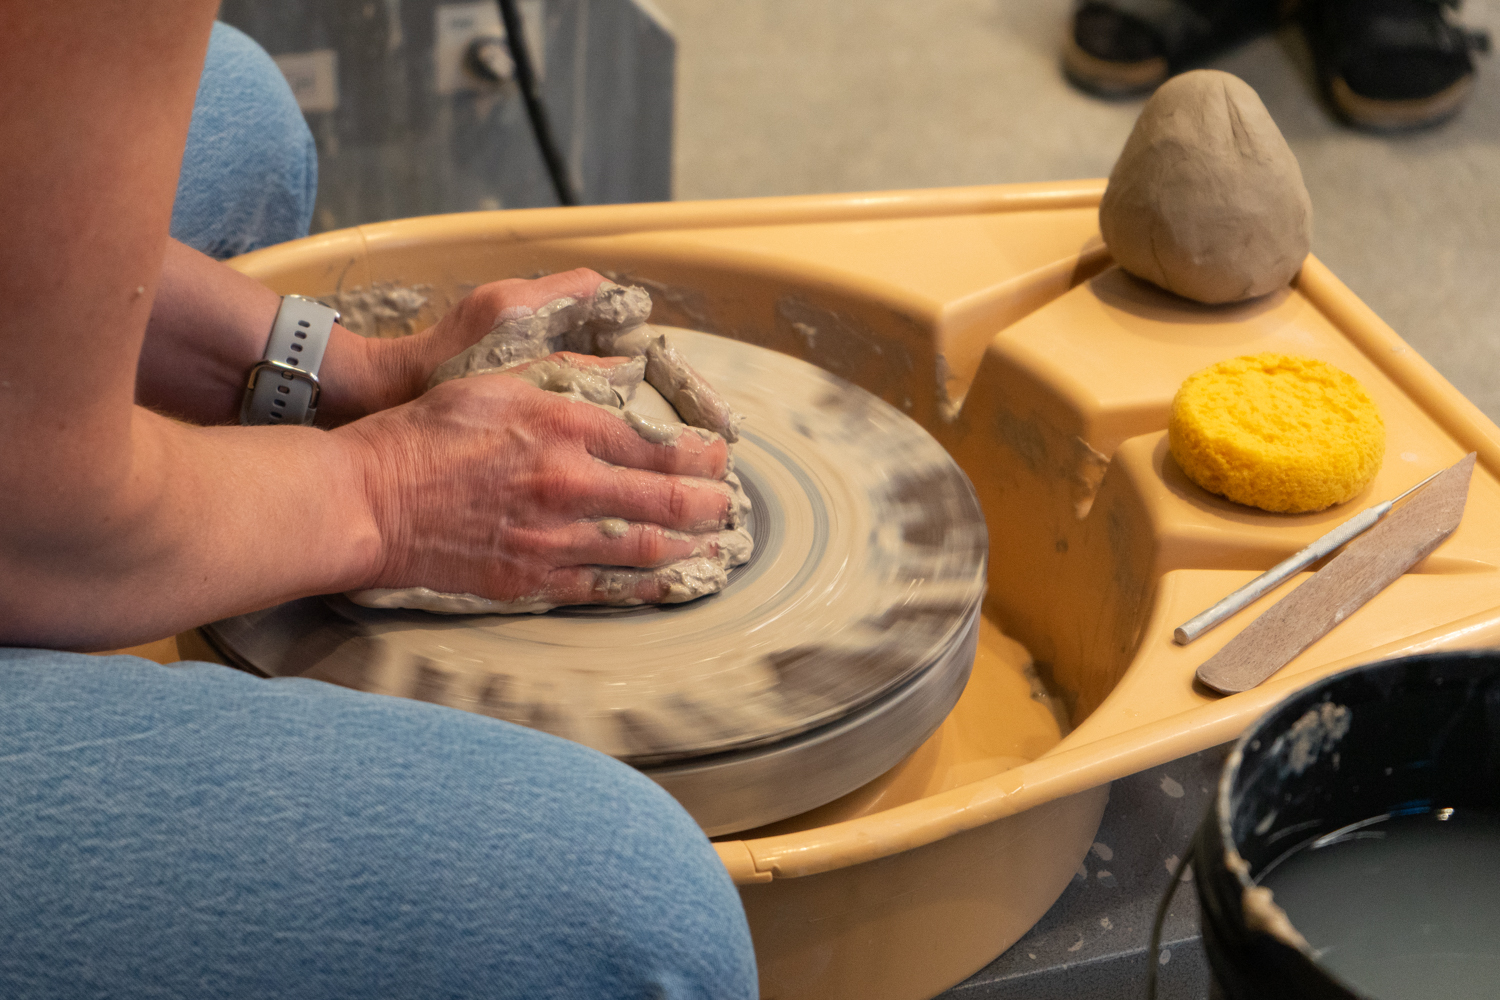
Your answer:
[1169,354,1385,513]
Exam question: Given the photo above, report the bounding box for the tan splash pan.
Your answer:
[161,180,1500,1000]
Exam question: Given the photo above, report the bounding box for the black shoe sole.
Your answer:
[1328,72,1475,130]
[1061,33,1169,96]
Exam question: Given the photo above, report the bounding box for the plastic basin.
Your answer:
[204,180,1500,1000]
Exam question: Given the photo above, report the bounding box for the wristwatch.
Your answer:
[241,295,340,426]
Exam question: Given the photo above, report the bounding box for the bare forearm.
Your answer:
[0,3,388,651]
[0,407,380,650]
[138,239,419,426]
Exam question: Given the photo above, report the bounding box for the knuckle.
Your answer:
[471,281,518,313]
[543,463,592,507]
[665,478,690,523]
[554,403,605,443]
[634,529,667,566]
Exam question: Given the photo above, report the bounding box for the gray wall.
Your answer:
[220,0,675,230]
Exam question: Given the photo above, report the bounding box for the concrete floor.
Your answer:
[651,0,1500,423]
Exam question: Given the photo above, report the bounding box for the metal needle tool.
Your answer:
[1173,467,1448,645]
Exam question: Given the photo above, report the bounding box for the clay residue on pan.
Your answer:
[992,406,1114,521]
[934,354,959,423]
[319,281,436,338]
[777,297,918,413]
[1071,437,1111,520]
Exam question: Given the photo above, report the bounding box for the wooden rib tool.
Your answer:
[1174,469,1446,645]
[1196,453,1476,696]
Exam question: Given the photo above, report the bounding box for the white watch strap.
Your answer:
[241,295,339,426]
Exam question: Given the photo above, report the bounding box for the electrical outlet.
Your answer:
[273,49,339,112]
[434,0,545,95]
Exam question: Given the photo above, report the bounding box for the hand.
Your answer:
[340,355,736,608]
[391,268,611,403]
[424,271,741,442]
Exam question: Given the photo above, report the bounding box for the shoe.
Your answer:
[1302,0,1491,129]
[1063,0,1288,96]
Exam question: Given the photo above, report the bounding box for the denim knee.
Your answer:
[0,652,756,1000]
[520,741,761,1000]
[172,22,317,258]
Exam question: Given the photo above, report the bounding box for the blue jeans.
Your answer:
[172,23,319,258]
[0,651,756,999]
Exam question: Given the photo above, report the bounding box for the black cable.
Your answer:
[1144,842,1194,1000]
[496,0,579,206]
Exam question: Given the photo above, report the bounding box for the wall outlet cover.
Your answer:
[434,0,545,94]
[273,49,340,113]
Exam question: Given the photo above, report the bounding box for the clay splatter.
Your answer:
[1276,701,1352,776]
[320,281,435,338]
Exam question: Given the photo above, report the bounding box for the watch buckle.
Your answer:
[247,359,322,412]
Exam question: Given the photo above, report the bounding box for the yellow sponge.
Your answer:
[1169,354,1384,513]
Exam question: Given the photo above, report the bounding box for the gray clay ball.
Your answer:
[1099,70,1312,305]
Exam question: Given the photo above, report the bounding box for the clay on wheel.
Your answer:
[348,285,753,615]
[428,282,741,441]
[206,328,988,769]
[1099,69,1313,305]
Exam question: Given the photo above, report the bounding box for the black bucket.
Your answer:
[1189,650,1500,999]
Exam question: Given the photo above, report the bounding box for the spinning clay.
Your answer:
[350,283,753,614]
[1100,70,1312,305]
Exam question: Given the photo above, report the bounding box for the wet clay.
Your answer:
[279,328,989,765]
[349,299,754,615]
[1259,809,1500,999]
[1100,70,1312,305]
[429,281,741,442]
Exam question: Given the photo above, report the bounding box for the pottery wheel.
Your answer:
[202,328,987,834]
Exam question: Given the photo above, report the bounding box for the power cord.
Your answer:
[496,0,579,206]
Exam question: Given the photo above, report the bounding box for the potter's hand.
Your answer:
[397,269,608,395]
[340,357,737,610]
[426,274,741,442]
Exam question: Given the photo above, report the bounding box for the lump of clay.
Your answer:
[428,282,741,442]
[348,285,753,615]
[1099,69,1312,305]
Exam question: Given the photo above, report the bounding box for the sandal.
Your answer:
[1302,0,1491,129]
[1063,0,1288,96]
